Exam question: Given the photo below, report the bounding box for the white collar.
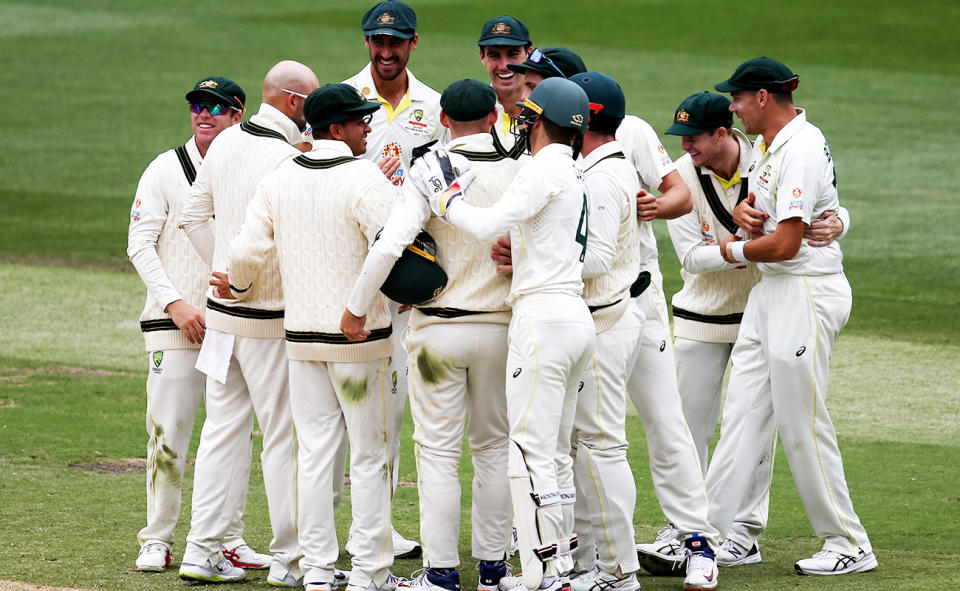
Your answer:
[249,103,303,146]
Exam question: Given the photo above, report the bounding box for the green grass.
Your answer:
[1,0,959,589]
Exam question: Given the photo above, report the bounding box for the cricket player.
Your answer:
[127,76,269,573]
[338,2,450,557]
[476,15,532,156]
[224,83,404,591]
[637,91,849,572]
[426,77,595,591]
[708,57,876,576]
[565,72,644,591]
[178,60,319,585]
[343,78,521,591]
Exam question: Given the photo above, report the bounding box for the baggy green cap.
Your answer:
[185,76,246,111]
[304,84,381,130]
[440,79,497,122]
[361,1,417,39]
[665,92,733,136]
[478,15,530,47]
[715,57,799,94]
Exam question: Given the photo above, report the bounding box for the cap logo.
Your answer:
[492,22,511,34]
[198,80,218,89]
[377,12,396,25]
[571,113,584,126]
[676,108,690,123]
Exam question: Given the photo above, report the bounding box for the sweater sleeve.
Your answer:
[127,156,182,309]
[227,178,276,300]
[180,158,216,265]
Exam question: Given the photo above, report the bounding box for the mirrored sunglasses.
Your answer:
[190,102,235,116]
[528,48,567,79]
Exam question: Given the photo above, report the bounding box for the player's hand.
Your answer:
[296,141,312,153]
[397,304,412,314]
[733,192,767,238]
[636,190,658,222]
[491,236,513,274]
[210,271,236,299]
[340,309,371,342]
[378,156,402,184]
[805,210,843,247]
[166,299,206,344]
[719,234,741,264]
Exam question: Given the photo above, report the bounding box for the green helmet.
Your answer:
[522,77,590,134]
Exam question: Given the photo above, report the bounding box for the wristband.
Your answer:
[730,240,749,263]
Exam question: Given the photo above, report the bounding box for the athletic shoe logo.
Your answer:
[796,346,806,357]
[578,381,584,392]
[513,368,522,378]
[659,340,666,352]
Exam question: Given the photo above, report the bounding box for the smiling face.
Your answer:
[365,34,418,82]
[680,129,726,169]
[480,44,530,97]
[333,117,373,156]
[190,97,242,156]
[729,90,763,135]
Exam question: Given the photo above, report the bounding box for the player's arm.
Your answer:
[641,170,692,220]
[805,205,850,246]
[581,173,623,279]
[128,161,206,343]
[444,164,552,242]
[345,178,423,322]
[224,179,277,300]
[721,216,804,263]
[618,116,691,221]
[180,162,216,265]
[667,209,741,274]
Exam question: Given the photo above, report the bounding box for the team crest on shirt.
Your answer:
[151,351,163,375]
[414,109,423,122]
[405,105,434,135]
[792,187,802,199]
[757,164,772,186]
[701,221,715,244]
[657,144,672,166]
[391,370,398,394]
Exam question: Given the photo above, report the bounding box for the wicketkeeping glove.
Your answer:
[408,149,475,220]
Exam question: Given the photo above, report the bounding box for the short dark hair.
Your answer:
[587,113,622,136]
[770,91,794,104]
[541,117,580,147]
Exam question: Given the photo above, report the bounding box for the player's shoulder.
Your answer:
[406,69,441,103]
[616,114,658,141]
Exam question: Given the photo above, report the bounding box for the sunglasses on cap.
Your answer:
[528,48,566,79]
[190,102,238,116]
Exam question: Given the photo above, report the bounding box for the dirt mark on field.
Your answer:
[0,581,92,591]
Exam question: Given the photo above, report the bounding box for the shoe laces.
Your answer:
[142,542,166,554]
[811,549,837,560]
[654,524,679,543]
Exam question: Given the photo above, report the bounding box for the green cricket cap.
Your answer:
[507,47,586,79]
[478,15,531,47]
[304,84,381,130]
[715,57,799,94]
[440,79,497,122]
[361,1,417,39]
[665,92,733,136]
[185,76,246,111]
[380,231,448,306]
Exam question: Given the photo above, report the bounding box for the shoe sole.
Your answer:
[134,565,166,573]
[179,570,244,583]
[637,549,686,577]
[717,553,762,567]
[794,553,878,576]
[395,546,422,560]
[682,583,718,591]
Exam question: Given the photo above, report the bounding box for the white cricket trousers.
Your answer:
[137,349,249,549]
[289,357,396,589]
[626,271,719,548]
[674,337,770,549]
[508,294,595,587]
[572,303,644,575]
[706,273,871,556]
[407,322,512,567]
[184,335,299,576]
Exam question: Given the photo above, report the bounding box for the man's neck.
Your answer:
[711,135,741,180]
[497,90,522,119]
[372,66,409,109]
[760,105,799,149]
[196,138,210,158]
[580,132,615,158]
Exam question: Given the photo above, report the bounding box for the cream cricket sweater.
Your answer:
[180,104,301,339]
[128,137,210,351]
[229,140,396,362]
[580,141,643,334]
[667,130,760,343]
[347,133,520,331]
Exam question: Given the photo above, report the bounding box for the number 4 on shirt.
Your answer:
[576,193,588,262]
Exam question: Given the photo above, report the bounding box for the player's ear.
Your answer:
[439,110,451,130]
[409,33,419,51]
[486,109,498,127]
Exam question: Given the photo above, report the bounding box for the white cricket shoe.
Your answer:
[397,568,462,591]
[268,564,304,587]
[570,567,641,591]
[179,556,245,583]
[221,542,271,569]
[636,524,685,576]
[134,542,170,572]
[683,533,718,591]
[498,574,524,591]
[500,575,570,591]
[794,547,878,575]
[392,528,423,559]
[716,538,761,567]
[336,568,352,587]
[347,572,410,591]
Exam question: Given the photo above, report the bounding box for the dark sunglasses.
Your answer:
[190,102,237,116]
[528,48,566,79]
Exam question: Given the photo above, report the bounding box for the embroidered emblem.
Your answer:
[676,108,690,122]
[492,22,511,35]
[198,80,218,89]
[376,12,396,25]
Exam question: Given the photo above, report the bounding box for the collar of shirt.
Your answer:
[354,64,433,102]
[535,142,574,160]
[761,107,807,155]
[445,132,496,153]
[250,103,304,146]
[698,128,751,190]
[578,139,626,171]
[306,139,355,158]
[186,135,203,167]
[495,101,513,136]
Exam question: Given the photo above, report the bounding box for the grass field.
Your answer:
[1,0,959,590]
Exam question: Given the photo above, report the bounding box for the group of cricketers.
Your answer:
[126,2,877,591]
